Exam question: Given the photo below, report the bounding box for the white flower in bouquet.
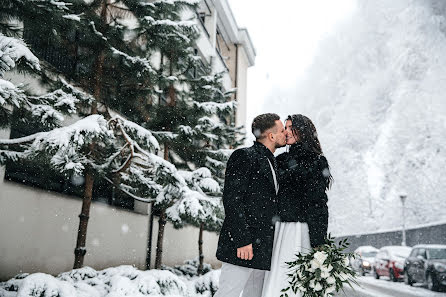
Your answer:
[320,264,333,274]
[326,276,336,285]
[306,263,315,273]
[320,269,330,279]
[314,251,328,264]
[309,279,315,289]
[325,285,336,294]
[281,235,357,297]
[310,259,322,271]
[343,256,350,266]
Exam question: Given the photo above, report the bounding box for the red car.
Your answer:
[373,246,412,281]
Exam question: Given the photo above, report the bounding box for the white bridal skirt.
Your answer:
[261,222,311,297]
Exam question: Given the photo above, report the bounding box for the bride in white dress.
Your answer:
[262,114,332,297]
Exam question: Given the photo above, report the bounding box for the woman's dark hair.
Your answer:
[287,114,323,155]
[252,113,280,140]
[287,114,333,188]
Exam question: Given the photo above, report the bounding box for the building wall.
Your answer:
[235,46,249,129]
[0,161,148,280]
[149,212,220,270]
[0,150,220,281]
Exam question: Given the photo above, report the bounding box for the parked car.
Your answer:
[373,245,412,281]
[404,244,446,291]
[351,246,379,276]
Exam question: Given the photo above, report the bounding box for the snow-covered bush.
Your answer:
[162,259,212,278]
[190,270,220,297]
[0,266,194,297]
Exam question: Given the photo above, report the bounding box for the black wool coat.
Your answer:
[276,143,331,247]
[216,142,279,270]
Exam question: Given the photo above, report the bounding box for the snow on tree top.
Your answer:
[198,177,220,193]
[193,101,235,114]
[191,167,212,179]
[0,34,40,72]
[24,115,113,174]
[153,0,200,6]
[111,47,155,74]
[143,17,196,29]
[62,14,81,22]
[0,78,16,91]
[113,115,160,151]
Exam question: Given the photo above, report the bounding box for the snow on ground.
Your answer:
[350,275,446,297]
[0,263,220,297]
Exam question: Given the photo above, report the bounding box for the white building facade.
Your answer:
[0,0,255,281]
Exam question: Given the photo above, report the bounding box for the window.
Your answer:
[23,19,79,78]
[416,248,427,259]
[427,248,446,260]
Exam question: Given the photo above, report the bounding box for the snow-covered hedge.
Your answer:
[0,265,221,297]
[161,259,212,279]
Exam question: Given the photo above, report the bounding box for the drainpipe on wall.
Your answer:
[234,43,239,124]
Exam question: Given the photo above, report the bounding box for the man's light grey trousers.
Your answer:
[214,262,266,297]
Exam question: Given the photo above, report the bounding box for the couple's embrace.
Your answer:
[214,113,332,297]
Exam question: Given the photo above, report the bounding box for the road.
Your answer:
[335,275,446,297]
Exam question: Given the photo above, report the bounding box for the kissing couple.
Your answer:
[214,113,333,297]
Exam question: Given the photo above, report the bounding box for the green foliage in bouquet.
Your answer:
[281,235,358,297]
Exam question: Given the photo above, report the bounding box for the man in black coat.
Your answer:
[214,113,287,297]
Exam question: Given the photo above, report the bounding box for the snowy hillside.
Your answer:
[267,0,446,235]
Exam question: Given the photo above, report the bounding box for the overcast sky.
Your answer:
[227,0,356,142]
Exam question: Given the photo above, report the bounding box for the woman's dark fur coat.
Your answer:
[276,143,331,247]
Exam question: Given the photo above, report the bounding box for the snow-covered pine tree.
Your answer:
[127,0,198,268]
[0,0,86,161]
[129,0,243,268]
[167,167,223,274]
[185,72,244,181]
[1,0,190,269]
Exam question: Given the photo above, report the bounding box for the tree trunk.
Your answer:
[73,0,108,268]
[153,52,176,269]
[146,203,155,270]
[197,223,204,275]
[167,52,176,106]
[154,209,167,269]
[73,167,94,268]
[91,0,108,114]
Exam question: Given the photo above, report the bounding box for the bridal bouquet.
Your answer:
[281,236,357,297]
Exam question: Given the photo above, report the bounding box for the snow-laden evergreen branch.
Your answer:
[111,47,156,75]
[192,101,235,114]
[0,33,40,73]
[25,114,114,175]
[166,167,223,230]
[103,176,154,203]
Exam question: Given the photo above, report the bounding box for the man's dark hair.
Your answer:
[251,113,280,140]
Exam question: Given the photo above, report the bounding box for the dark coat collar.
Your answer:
[253,141,275,160]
